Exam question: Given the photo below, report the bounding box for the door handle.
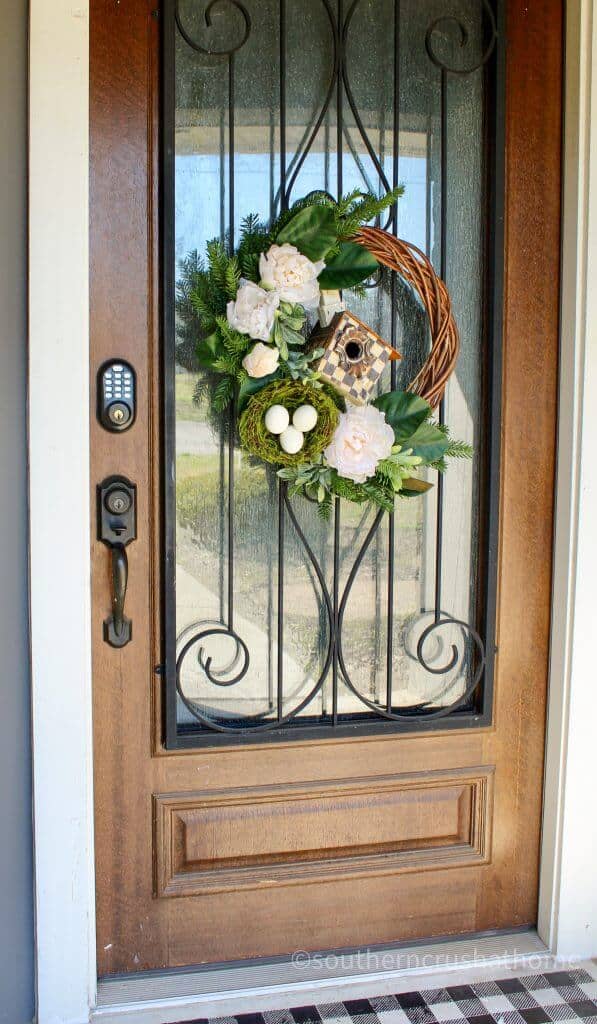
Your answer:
[110,545,128,641]
[98,477,136,647]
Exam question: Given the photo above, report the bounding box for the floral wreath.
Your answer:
[180,189,471,517]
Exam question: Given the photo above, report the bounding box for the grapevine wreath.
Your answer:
[181,189,471,517]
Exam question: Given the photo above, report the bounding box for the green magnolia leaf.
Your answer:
[400,477,434,496]
[195,331,221,369]
[317,242,378,290]
[276,205,337,261]
[373,391,431,441]
[404,421,452,463]
[237,371,278,410]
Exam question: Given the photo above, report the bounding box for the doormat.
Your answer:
[188,968,597,1024]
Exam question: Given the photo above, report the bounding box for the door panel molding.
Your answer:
[155,767,494,897]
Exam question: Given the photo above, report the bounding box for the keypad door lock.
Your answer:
[98,360,136,432]
[98,476,136,647]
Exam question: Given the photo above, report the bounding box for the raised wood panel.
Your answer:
[155,768,494,896]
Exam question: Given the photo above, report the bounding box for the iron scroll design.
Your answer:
[169,0,497,738]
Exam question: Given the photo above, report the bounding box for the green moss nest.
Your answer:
[239,380,342,467]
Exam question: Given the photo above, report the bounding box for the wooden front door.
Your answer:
[90,0,561,975]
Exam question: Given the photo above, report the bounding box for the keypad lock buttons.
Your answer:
[98,360,136,432]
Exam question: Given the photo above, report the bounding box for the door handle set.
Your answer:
[98,476,136,647]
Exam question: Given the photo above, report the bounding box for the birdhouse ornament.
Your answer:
[310,291,401,405]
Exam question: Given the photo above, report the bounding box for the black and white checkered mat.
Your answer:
[192,968,597,1024]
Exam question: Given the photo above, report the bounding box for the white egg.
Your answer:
[292,404,318,433]
[279,425,304,454]
[264,404,290,435]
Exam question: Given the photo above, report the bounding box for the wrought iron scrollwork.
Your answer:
[171,0,495,737]
[425,1,497,74]
[175,0,251,56]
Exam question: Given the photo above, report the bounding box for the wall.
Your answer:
[538,0,597,959]
[0,0,35,1021]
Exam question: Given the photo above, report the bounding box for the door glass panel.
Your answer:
[165,0,500,744]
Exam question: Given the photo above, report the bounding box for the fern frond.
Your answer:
[212,376,235,411]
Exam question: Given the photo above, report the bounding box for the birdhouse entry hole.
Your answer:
[344,340,363,362]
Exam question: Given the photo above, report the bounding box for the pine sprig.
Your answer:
[444,438,474,460]
[362,478,395,512]
[212,376,235,411]
[205,239,230,288]
[237,214,271,281]
[225,256,241,299]
[336,186,404,238]
[215,316,249,354]
[429,425,474,471]
[190,292,217,330]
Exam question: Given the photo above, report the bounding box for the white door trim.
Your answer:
[29,2,96,1023]
[536,0,597,956]
[28,1,597,1022]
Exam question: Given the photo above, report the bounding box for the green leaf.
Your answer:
[279,312,306,331]
[373,391,431,441]
[400,477,434,495]
[277,319,305,349]
[317,242,378,289]
[400,477,435,498]
[405,421,452,463]
[237,371,278,411]
[195,331,221,369]
[276,205,337,261]
[273,319,289,360]
[280,301,306,320]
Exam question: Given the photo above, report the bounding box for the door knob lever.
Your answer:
[98,476,136,647]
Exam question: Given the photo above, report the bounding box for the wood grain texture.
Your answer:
[155,769,494,896]
[91,0,562,974]
[474,0,562,932]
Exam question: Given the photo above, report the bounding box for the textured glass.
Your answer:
[172,0,490,733]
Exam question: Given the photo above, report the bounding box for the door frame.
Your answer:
[28,0,597,1021]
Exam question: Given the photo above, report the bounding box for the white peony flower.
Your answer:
[324,404,395,483]
[227,281,279,342]
[242,342,280,379]
[259,243,325,310]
